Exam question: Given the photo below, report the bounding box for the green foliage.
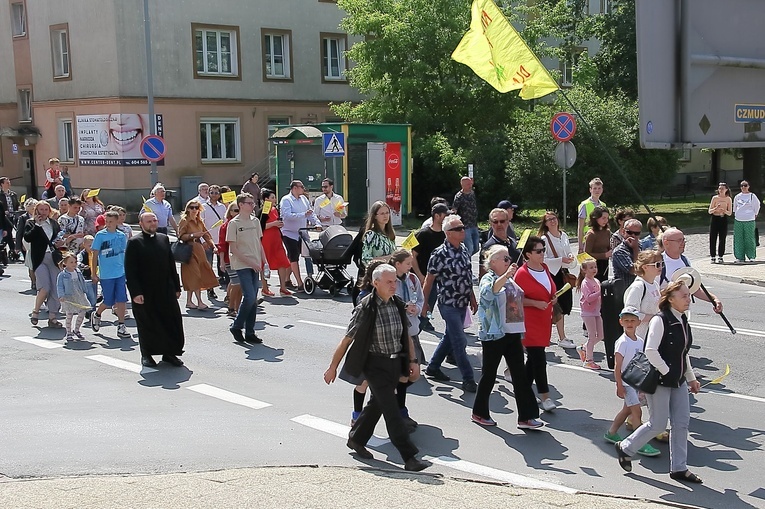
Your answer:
[590,0,638,99]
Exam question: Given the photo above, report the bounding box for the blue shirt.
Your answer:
[92,229,127,280]
[279,193,317,241]
[141,198,173,227]
[427,240,473,308]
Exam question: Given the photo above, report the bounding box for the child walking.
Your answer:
[603,306,660,457]
[56,252,93,341]
[577,260,604,369]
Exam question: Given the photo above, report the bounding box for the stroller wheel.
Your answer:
[329,284,337,297]
[303,277,316,295]
[346,279,355,295]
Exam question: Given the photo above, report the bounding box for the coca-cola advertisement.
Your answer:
[384,142,402,214]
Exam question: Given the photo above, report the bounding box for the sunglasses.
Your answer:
[491,219,508,224]
[242,201,255,206]
[321,185,330,189]
[626,230,641,236]
[210,191,220,195]
[645,261,664,268]
[188,206,200,210]
[232,209,239,212]
[502,256,512,262]
[741,184,750,187]
[448,226,466,232]
[530,247,546,254]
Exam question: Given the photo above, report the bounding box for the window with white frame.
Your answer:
[560,50,582,87]
[51,26,70,78]
[200,118,240,162]
[193,25,239,77]
[321,35,346,81]
[263,30,292,79]
[600,0,612,14]
[58,119,75,163]
[11,3,26,37]
[18,89,31,122]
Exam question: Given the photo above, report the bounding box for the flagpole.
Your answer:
[557,89,736,335]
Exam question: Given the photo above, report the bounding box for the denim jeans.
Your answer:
[428,303,474,382]
[232,268,260,335]
[463,226,480,256]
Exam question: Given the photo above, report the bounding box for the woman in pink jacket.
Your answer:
[514,235,558,412]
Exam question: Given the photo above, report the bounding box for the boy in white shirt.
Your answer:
[603,306,660,457]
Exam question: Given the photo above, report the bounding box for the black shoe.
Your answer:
[230,328,245,343]
[346,439,373,459]
[207,289,217,300]
[141,356,157,367]
[162,355,184,367]
[419,316,435,331]
[244,333,263,344]
[404,457,429,472]
[615,441,632,472]
[402,416,419,428]
[425,367,450,382]
[462,380,477,393]
[670,470,703,484]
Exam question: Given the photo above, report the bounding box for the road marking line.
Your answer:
[12,336,64,349]
[424,456,578,494]
[706,390,765,403]
[86,354,157,373]
[291,414,390,447]
[298,320,346,330]
[548,362,593,373]
[746,290,765,295]
[187,383,271,410]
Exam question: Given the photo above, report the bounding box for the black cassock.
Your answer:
[125,231,184,357]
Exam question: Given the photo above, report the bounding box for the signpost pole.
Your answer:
[143,0,158,186]
[562,144,567,228]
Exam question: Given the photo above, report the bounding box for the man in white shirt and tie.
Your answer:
[313,178,347,228]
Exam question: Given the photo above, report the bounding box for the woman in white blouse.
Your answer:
[732,180,760,263]
[539,211,577,349]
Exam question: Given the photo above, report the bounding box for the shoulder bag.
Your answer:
[171,240,193,264]
[621,350,659,394]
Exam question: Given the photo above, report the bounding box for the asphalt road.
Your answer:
[1,260,763,509]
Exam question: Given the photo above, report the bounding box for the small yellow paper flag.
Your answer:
[318,197,331,208]
[261,200,272,215]
[141,196,152,213]
[20,194,26,203]
[221,191,237,204]
[211,219,224,229]
[577,252,595,264]
[516,229,531,251]
[87,188,101,198]
[401,231,419,250]
[555,282,572,298]
[335,201,349,212]
[702,364,731,388]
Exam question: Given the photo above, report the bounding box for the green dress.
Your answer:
[361,230,396,266]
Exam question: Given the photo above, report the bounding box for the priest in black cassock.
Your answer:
[125,212,185,367]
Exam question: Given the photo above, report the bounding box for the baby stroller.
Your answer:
[299,225,355,296]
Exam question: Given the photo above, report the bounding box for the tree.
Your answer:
[590,0,638,100]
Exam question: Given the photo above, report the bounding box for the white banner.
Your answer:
[76,113,164,166]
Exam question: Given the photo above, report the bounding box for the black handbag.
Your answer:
[622,350,660,394]
[171,240,193,264]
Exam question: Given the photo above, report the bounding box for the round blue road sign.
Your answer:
[550,112,577,142]
[140,135,166,162]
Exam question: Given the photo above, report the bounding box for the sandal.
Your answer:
[262,287,275,297]
[30,310,39,325]
[670,470,703,484]
[615,442,632,472]
[48,319,63,328]
[185,303,198,309]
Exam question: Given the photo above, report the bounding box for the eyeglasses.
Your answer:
[530,247,546,254]
[545,216,558,222]
[188,206,200,210]
[491,219,508,224]
[665,237,685,243]
[626,230,641,236]
[645,261,664,268]
[210,191,220,195]
[503,256,512,262]
[448,226,466,232]
[321,185,330,189]
[242,201,255,206]
[741,184,750,187]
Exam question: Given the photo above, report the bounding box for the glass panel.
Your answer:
[63,121,74,160]
[207,52,218,73]
[195,31,203,51]
[224,123,236,159]
[200,124,208,159]
[220,33,230,53]
[206,32,217,51]
[12,3,26,36]
[221,53,231,73]
[210,124,221,159]
[265,35,273,75]
[273,36,284,76]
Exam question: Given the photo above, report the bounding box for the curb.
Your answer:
[698,270,765,287]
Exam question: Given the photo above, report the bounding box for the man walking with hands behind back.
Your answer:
[324,264,428,472]
[125,213,185,367]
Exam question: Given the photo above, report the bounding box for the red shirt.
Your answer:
[515,263,557,348]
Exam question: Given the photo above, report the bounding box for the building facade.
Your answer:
[0,0,360,207]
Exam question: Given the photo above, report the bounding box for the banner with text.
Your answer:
[76,114,164,166]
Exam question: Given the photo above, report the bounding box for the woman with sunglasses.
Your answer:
[708,183,731,264]
[203,185,228,296]
[732,180,760,263]
[177,199,219,310]
[473,245,544,429]
[538,210,577,349]
[514,236,559,412]
[623,250,663,340]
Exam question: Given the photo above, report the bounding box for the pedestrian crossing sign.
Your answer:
[323,132,345,157]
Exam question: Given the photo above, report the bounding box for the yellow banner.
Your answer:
[211,219,224,229]
[20,194,26,203]
[401,231,419,250]
[141,196,152,213]
[318,197,331,208]
[516,229,531,251]
[576,252,595,264]
[451,0,559,100]
[87,188,101,198]
[335,201,349,212]
[261,200,272,215]
[221,191,237,204]
[555,282,572,298]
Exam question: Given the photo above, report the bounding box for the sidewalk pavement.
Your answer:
[0,466,694,509]
[679,230,765,287]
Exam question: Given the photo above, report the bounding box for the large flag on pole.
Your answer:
[451,0,560,100]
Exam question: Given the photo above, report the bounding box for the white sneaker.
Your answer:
[710,257,717,264]
[558,338,576,349]
[541,399,556,412]
[717,257,724,264]
[116,323,131,338]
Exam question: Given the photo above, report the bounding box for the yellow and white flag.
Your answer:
[401,231,419,250]
[452,0,560,99]
[516,229,532,251]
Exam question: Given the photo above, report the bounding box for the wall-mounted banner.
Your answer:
[76,114,164,166]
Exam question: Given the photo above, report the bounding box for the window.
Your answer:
[560,49,583,87]
[192,24,240,79]
[18,89,31,122]
[321,34,347,82]
[200,118,240,162]
[11,2,26,37]
[600,0,612,14]
[50,24,71,79]
[58,119,75,163]
[262,29,292,81]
